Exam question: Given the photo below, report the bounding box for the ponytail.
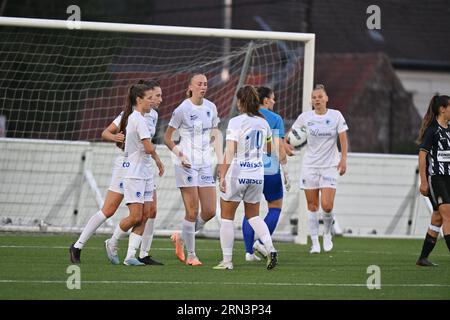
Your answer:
[236,85,263,118]
[116,80,158,149]
[417,94,450,143]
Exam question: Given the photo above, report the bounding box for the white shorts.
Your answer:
[220,176,263,204]
[123,177,154,205]
[300,166,339,190]
[108,155,126,194]
[174,165,216,188]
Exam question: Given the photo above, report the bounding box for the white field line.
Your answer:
[0,279,449,288]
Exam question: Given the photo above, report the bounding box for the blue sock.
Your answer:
[258,208,281,245]
[242,217,255,254]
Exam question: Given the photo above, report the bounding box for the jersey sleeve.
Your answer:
[419,126,434,152]
[137,116,151,140]
[274,114,285,138]
[112,112,123,127]
[168,106,183,129]
[225,119,239,142]
[212,103,220,128]
[336,111,349,133]
[291,113,305,131]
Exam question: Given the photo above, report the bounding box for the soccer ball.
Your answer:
[287,127,307,148]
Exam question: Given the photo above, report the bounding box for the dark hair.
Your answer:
[417,94,450,143]
[236,85,263,117]
[117,80,159,149]
[257,86,274,105]
[186,73,206,98]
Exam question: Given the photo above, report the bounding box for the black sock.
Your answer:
[444,234,450,253]
[419,233,437,259]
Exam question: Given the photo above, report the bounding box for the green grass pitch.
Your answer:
[0,233,449,300]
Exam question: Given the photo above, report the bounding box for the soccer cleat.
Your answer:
[69,243,81,264]
[266,251,278,270]
[138,255,164,266]
[253,241,268,258]
[245,253,261,262]
[170,232,185,262]
[416,258,438,267]
[186,257,203,266]
[309,244,321,254]
[104,239,120,265]
[123,258,145,266]
[213,261,234,270]
[323,234,333,252]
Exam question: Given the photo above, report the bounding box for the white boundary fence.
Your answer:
[0,139,432,241]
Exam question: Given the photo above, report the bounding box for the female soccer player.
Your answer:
[70,80,164,265]
[241,86,290,261]
[416,94,450,265]
[214,85,278,270]
[288,84,348,254]
[164,73,221,266]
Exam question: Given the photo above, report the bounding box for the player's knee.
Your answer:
[307,204,319,212]
[322,203,334,213]
[202,208,216,220]
[130,214,143,226]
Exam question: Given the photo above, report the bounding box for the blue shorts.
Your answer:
[263,173,283,202]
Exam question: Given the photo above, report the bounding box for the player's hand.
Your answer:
[281,163,291,192]
[285,142,295,156]
[156,160,165,177]
[419,181,429,196]
[114,131,125,143]
[219,177,226,193]
[178,153,191,169]
[338,158,346,176]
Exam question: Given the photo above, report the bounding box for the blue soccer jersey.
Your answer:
[260,108,285,175]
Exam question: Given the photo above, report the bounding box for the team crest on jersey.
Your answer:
[206,111,211,117]
[119,182,123,189]
[326,119,331,125]
[187,176,193,183]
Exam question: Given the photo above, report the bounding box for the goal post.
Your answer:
[0,16,314,244]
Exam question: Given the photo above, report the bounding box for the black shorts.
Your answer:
[428,175,450,209]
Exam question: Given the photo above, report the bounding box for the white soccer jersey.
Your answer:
[226,113,272,179]
[168,98,220,168]
[123,110,152,179]
[292,108,348,168]
[114,109,158,140]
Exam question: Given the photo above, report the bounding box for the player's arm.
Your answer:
[418,150,429,196]
[150,146,165,177]
[101,122,124,143]
[164,125,191,168]
[211,127,224,165]
[338,131,348,176]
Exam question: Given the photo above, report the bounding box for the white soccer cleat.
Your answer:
[213,261,234,270]
[323,234,333,252]
[309,244,321,254]
[245,253,261,261]
[253,241,268,258]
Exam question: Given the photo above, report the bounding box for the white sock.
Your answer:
[125,232,142,261]
[182,219,196,259]
[248,216,275,253]
[139,218,155,259]
[74,211,107,249]
[110,224,127,247]
[195,215,206,232]
[322,211,334,235]
[308,210,320,246]
[220,219,234,263]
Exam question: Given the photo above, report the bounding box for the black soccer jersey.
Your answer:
[420,120,450,176]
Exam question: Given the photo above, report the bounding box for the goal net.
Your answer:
[0,17,314,242]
